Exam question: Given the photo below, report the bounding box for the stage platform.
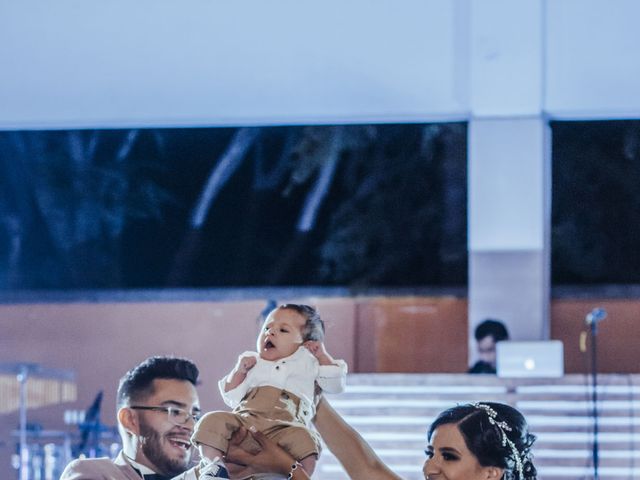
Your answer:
[316,373,640,480]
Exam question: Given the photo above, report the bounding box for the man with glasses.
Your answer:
[60,355,229,479]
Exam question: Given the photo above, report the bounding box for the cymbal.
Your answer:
[0,363,75,381]
[0,363,76,414]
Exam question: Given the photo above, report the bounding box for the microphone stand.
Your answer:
[586,308,606,480]
[589,318,599,480]
[17,365,29,480]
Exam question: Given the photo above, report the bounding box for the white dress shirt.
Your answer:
[218,346,347,415]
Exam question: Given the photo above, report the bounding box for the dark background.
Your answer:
[551,120,640,284]
[2,119,639,290]
[0,123,467,289]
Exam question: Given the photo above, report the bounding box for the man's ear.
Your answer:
[118,407,139,435]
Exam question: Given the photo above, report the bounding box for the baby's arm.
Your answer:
[304,340,339,366]
[218,352,259,408]
[304,341,348,393]
[223,354,257,392]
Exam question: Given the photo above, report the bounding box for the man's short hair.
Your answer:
[116,356,199,408]
[474,319,509,342]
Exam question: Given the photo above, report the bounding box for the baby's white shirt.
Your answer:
[219,346,347,412]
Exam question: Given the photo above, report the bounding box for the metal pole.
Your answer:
[17,365,29,480]
[590,320,599,480]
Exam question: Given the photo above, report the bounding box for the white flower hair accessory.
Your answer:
[473,403,525,479]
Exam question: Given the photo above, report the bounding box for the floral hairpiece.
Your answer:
[473,403,524,479]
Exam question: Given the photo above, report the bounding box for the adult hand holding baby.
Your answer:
[225,426,311,479]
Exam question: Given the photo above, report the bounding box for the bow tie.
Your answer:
[130,464,172,480]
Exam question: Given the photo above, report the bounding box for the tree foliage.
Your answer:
[0,130,175,288]
[0,124,468,289]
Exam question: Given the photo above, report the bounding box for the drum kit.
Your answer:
[1,363,120,480]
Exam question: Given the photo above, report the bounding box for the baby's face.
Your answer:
[257,308,305,361]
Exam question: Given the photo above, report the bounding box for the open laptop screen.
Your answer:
[496,340,564,378]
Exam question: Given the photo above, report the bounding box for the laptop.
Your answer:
[496,340,564,378]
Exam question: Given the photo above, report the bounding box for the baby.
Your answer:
[192,304,347,478]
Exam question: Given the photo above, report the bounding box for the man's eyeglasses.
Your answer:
[130,406,201,425]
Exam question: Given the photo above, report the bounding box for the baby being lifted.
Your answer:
[192,304,347,478]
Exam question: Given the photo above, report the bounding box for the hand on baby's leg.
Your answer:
[299,454,317,477]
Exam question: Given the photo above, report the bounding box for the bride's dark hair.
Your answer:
[428,402,537,480]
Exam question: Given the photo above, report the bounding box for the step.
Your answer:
[314,373,640,479]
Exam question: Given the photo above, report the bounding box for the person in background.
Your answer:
[60,356,226,480]
[468,319,510,374]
